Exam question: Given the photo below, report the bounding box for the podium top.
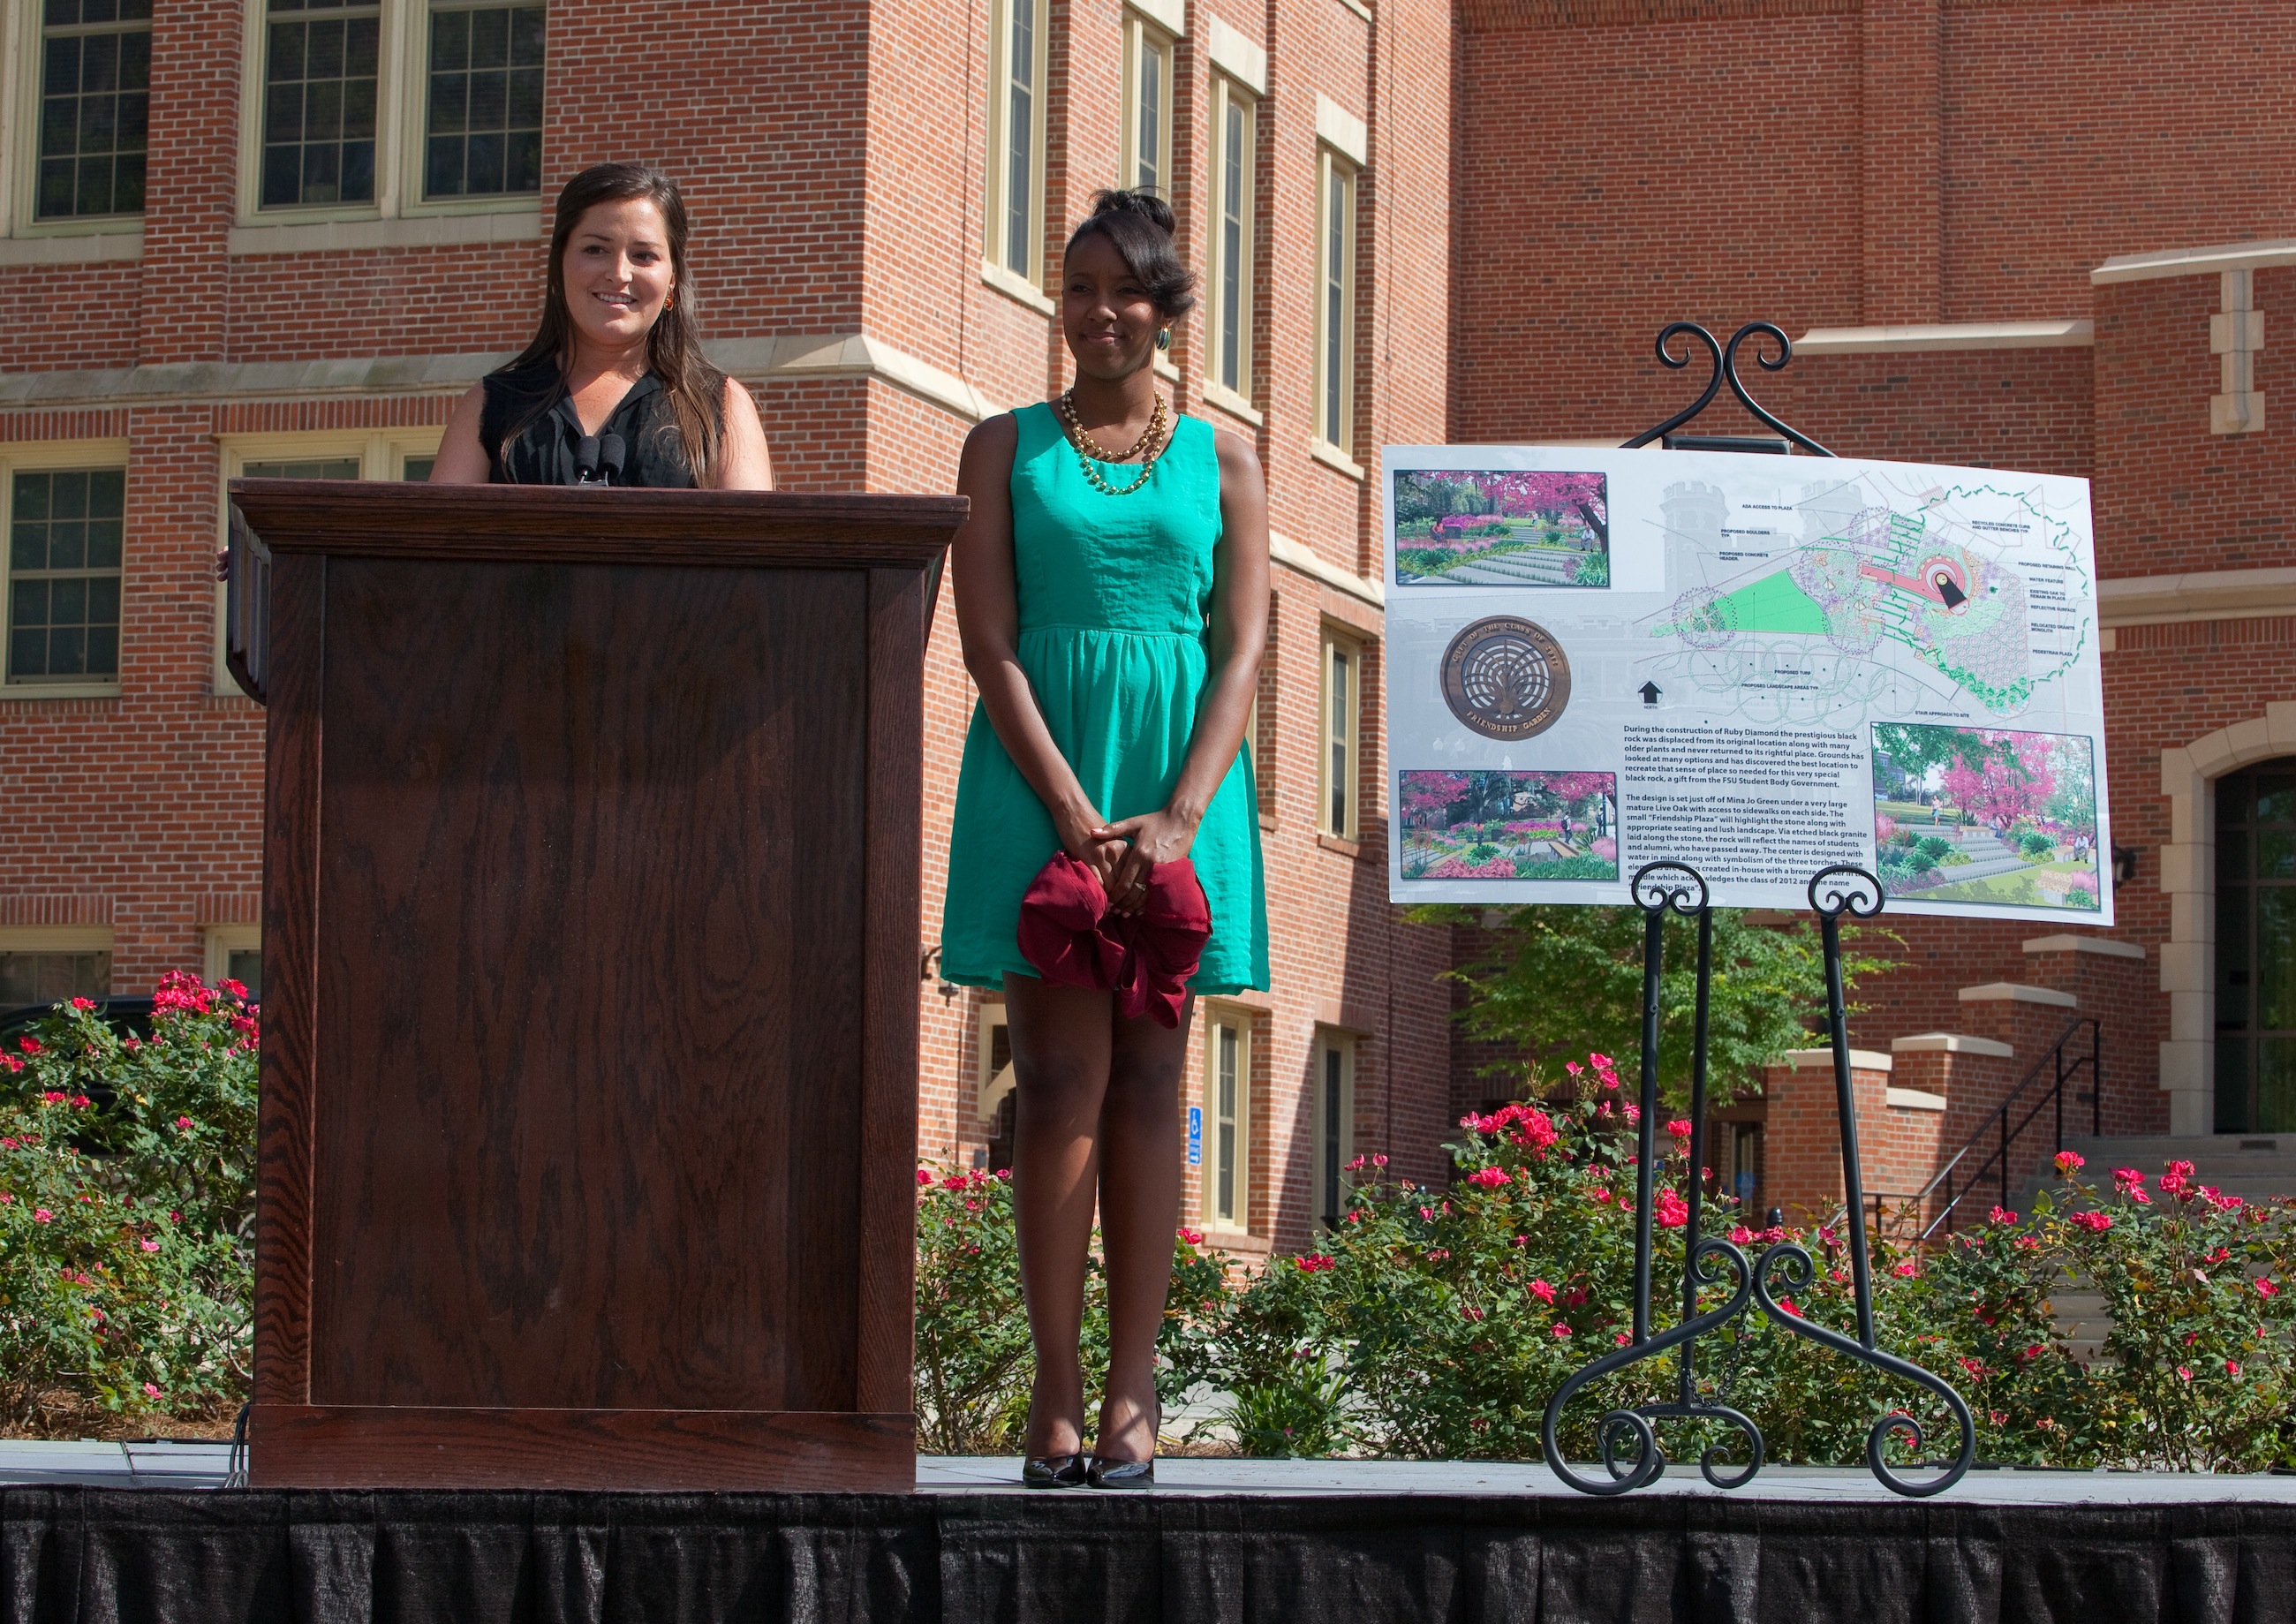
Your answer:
[228,480,965,570]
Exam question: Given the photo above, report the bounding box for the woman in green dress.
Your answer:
[941,190,1270,1488]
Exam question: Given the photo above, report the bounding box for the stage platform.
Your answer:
[4,1445,2292,1621]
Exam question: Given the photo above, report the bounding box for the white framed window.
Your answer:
[203,924,261,998]
[1120,11,1174,197]
[237,0,546,223]
[982,0,1046,287]
[1204,74,1256,404]
[1313,149,1356,456]
[15,0,151,232]
[1314,1029,1356,1227]
[0,926,114,1006]
[1318,623,1362,839]
[2,438,131,699]
[974,999,1015,1129]
[1201,1005,1251,1230]
[215,427,442,692]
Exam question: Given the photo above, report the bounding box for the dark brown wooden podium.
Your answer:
[225,481,960,1492]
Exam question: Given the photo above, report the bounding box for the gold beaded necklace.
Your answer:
[1055,389,1169,496]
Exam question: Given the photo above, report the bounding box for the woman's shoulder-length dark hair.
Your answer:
[495,162,729,484]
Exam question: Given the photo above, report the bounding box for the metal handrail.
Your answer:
[1912,1016,2102,1241]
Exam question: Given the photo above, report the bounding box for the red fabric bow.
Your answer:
[1016,852,1212,1028]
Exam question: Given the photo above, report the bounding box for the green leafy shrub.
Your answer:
[0,975,256,1430]
[2019,832,2057,860]
[1916,835,1954,863]
[910,1163,1232,1454]
[1171,1094,2295,1470]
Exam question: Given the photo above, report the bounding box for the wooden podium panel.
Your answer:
[228,483,961,1491]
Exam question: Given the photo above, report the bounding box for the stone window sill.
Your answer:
[1318,831,1363,859]
[1203,381,1264,427]
[0,683,120,701]
[1310,439,1365,480]
[1199,1227,1270,1258]
[0,230,140,265]
[979,260,1056,317]
[228,208,544,258]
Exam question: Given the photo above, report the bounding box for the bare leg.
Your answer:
[1004,973,1114,1458]
[1092,998,1193,1462]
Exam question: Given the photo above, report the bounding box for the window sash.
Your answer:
[1318,1039,1353,1227]
[1122,16,1172,196]
[1205,1014,1247,1227]
[1320,630,1358,838]
[259,0,383,209]
[421,1,546,200]
[1316,154,1356,450]
[986,0,1042,277]
[6,466,126,686]
[36,1,153,220]
[1208,79,1254,397]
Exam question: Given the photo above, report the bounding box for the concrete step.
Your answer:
[2010,1135,2293,1221]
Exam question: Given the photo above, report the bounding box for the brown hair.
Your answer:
[498,162,728,483]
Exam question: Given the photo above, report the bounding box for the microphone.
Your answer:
[576,435,603,483]
[600,434,627,484]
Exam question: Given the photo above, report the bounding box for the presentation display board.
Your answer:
[1383,447,2111,925]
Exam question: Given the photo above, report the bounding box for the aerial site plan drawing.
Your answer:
[1382,445,2111,925]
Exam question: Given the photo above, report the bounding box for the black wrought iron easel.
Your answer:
[1537,324,1974,1499]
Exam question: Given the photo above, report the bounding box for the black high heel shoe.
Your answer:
[1086,1403,1159,1490]
[1023,1454,1090,1489]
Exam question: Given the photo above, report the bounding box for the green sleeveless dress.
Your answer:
[940,403,1270,995]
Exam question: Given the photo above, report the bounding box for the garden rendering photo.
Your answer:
[1399,769,1619,880]
[1870,721,2101,910]
[1392,470,1610,587]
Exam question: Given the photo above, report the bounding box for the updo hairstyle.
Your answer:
[1063,190,1197,321]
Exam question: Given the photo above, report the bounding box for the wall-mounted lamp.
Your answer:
[919,947,961,1003]
[2112,844,2141,887]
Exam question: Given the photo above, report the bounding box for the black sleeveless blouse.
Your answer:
[478,362,697,487]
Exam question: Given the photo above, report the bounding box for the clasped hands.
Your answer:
[1061,805,1199,916]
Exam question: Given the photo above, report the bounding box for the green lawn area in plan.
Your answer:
[1916,859,2100,910]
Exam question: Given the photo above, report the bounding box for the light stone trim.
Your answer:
[1885,1087,1949,1113]
[2100,565,2296,629]
[0,230,141,265]
[2157,700,2296,1135]
[1776,1047,1892,1073]
[1957,982,2078,1008]
[978,259,1056,316]
[0,352,511,409]
[1129,0,1187,36]
[1891,1032,2015,1058]
[1202,379,1264,427]
[1310,439,1366,481]
[0,924,114,951]
[715,335,1001,423]
[2091,238,2296,285]
[227,209,546,258]
[1794,320,2093,355]
[1205,14,1268,94]
[1270,532,1382,609]
[0,333,1003,423]
[2022,933,2145,961]
[1316,94,1370,167]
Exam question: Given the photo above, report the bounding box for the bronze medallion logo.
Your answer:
[1440,616,1571,739]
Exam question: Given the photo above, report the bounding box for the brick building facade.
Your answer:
[2,0,2287,1252]
[0,0,1454,1258]
[1450,0,2296,1215]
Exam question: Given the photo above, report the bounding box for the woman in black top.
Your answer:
[433,162,773,487]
